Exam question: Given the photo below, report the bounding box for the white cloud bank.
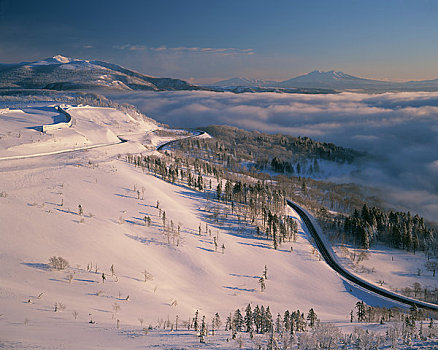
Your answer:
[110,91,438,221]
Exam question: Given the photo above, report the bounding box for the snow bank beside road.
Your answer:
[0,105,158,160]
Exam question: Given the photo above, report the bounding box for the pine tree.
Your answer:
[233,309,244,332]
[283,310,291,332]
[273,223,278,249]
[244,304,253,333]
[253,305,262,333]
[225,179,232,201]
[264,306,273,333]
[259,276,266,292]
[356,301,366,322]
[225,313,232,331]
[216,182,222,200]
[295,311,306,331]
[199,315,207,343]
[409,304,418,321]
[193,310,199,331]
[260,306,266,333]
[307,308,317,328]
[197,174,204,191]
[211,313,221,336]
[275,313,282,333]
[289,313,295,335]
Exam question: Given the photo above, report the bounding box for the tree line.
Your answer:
[126,152,298,250]
[342,204,436,253]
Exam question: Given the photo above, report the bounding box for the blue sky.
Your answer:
[1,0,438,83]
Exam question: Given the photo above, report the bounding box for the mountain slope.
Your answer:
[212,71,438,92]
[0,55,199,92]
[1,103,438,348]
[209,77,278,87]
[278,70,394,90]
[0,103,368,348]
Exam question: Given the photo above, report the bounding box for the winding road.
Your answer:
[156,130,206,151]
[287,200,438,312]
[158,131,438,311]
[0,106,128,162]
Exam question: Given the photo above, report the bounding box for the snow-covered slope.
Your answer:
[0,105,158,160]
[0,55,199,91]
[0,103,407,349]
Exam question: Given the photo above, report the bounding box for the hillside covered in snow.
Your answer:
[0,55,200,92]
[1,96,438,349]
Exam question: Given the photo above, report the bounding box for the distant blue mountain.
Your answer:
[211,70,438,92]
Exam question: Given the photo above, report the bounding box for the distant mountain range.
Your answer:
[2,55,438,93]
[210,70,438,92]
[212,77,279,88]
[0,55,199,91]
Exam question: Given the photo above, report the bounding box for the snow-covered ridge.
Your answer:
[0,55,199,91]
[28,55,75,65]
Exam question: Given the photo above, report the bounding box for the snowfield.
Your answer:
[0,104,435,348]
[0,105,157,160]
[333,243,438,300]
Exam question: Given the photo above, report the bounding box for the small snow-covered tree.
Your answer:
[193,310,199,331]
[199,315,207,343]
[356,301,366,322]
[259,276,266,292]
[225,312,232,331]
[211,313,221,335]
[307,308,318,328]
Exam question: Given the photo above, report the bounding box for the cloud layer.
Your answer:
[110,91,438,221]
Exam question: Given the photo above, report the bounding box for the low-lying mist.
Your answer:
[110,91,438,222]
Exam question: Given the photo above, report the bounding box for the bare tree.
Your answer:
[425,261,438,277]
[143,269,153,283]
[48,256,69,270]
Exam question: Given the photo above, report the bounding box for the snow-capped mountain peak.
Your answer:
[297,70,358,81]
[26,55,79,66]
[52,55,74,64]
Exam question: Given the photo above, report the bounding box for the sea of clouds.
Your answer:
[110,91,438,222]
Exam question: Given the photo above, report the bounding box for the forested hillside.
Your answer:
[343,205,436,253]
[176,125,365,177]
[167,126,437,259]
